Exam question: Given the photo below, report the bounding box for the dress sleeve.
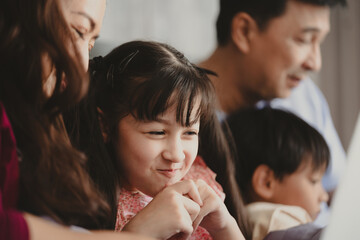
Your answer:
[0,102,29,240]
[183,156,225,201]
[0,202,29,240]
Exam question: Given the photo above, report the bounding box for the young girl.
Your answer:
[0,0,153,239]
[67,40,246,239]
[225,107,330,240]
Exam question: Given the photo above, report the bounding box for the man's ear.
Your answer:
[252,164,276,200]
[231,12,258,54]
[97,107,109,143]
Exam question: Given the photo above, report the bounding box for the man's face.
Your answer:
[245,0,330,100]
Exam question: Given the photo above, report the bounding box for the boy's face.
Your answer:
[244,0,330,100]
[270,158,329,220]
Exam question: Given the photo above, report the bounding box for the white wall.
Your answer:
[92,0,360,151]
[91,0,218,63]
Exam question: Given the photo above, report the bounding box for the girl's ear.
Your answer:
[252,164,276,200]
[231,12,258,54]
[97,107,109,143]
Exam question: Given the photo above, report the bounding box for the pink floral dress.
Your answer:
[115,156,225,240]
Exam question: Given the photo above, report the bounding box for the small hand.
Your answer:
[123,180,202,240]
[193,179,245,240]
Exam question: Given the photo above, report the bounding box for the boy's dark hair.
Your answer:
[225,107,330,203]
[216,0,347,46]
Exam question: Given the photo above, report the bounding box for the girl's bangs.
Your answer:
[130,69,212,127]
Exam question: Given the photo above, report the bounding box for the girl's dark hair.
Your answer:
[0,0,110,229]
[65,40,252,236]
[225,107,330,204]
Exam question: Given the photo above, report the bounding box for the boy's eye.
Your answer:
[310,178,321,185]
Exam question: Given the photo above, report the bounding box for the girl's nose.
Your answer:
[162,138,185,163]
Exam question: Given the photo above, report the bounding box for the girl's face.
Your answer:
[43,0,106,95]
[114,104,200,197]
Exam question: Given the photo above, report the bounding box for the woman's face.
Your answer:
[43,0,106,95]
[60,0,106,70]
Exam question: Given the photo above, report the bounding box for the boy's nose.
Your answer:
[320,186,329,203]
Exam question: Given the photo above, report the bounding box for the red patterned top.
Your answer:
[115,156,224,239]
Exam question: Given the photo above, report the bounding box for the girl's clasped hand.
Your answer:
[125,179,239,239]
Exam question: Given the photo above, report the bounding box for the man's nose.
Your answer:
[303,44,322,72]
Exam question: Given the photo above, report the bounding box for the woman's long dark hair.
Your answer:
[65,40,251,235]
[0,0,110,229]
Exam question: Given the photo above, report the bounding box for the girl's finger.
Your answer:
[167,180,203,206]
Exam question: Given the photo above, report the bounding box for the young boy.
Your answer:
[226,108,330,240]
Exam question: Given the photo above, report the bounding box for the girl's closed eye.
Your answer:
[145,130,166,139]
[184,130,198,136]
[148,130,165,135]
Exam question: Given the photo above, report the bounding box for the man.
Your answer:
[200,0,347,226]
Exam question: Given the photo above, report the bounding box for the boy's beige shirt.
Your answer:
[246,202,312,240]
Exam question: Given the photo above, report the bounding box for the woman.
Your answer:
[0,0,152,239]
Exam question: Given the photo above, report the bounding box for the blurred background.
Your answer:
[91,0,360,152]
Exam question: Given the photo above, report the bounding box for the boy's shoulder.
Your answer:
[246,202,312,240]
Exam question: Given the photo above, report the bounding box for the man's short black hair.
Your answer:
[216,0,347,46]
